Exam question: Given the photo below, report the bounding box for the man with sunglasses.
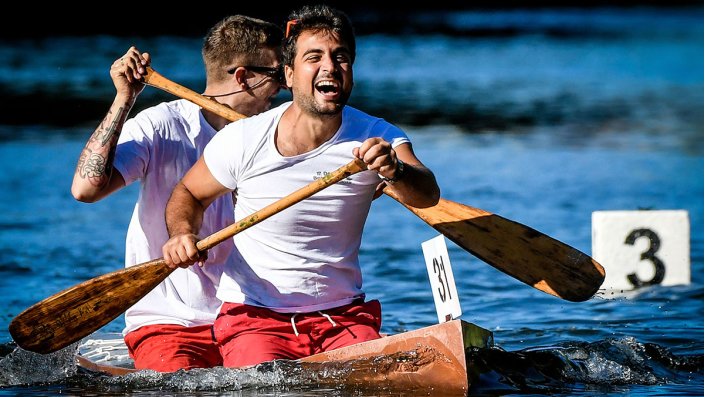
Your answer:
[162,4,440,367]
[70,15,283,372]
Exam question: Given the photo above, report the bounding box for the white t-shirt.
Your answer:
[114,99,234,335]
[203,102,409,313]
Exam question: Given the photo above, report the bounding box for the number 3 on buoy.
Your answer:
[422,235,462,323]
[592,210,691,295]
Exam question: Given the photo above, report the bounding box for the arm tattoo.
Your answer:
[76,105,130,186]
[92,106,129,147]
[76,148,109,178]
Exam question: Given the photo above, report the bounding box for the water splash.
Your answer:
[0,343,78,386]
[0,337,701,395]
[468,337,703,395]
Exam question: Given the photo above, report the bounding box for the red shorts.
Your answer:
[124,323,221,372]
[214,299,382,368]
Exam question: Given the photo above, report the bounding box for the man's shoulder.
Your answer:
[343,105,395,129]
[128,99,197,131]
[249,101,290,123]
[340,106,408,143]
[227,102,289,132]
[137,99,193,119]
[211,103,290,158]
[121,100,201,144]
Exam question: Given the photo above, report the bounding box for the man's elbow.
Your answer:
[417,172,441,208]
[417,186,441,208]
[429,187,441,207]
[402,184,440,208]
[72,189,95,203]
[71,182,100,203]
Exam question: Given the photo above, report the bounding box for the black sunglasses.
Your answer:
[227,65,284,85]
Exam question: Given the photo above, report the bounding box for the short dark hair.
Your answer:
[282,4,355,67]
[202,15,283,82]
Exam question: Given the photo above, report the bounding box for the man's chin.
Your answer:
[317,100,346,114]
[318,106,344,117]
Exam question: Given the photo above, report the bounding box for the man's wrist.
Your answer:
[382,158,405,184]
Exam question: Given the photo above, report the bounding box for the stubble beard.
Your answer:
[296,89,350,118]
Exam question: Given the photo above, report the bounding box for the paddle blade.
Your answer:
[388,194,605,302]
[9,259,173,354]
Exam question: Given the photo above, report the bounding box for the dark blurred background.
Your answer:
[1,1,699,38]
[0,1,701,137]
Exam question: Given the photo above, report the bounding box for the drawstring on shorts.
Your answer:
[289,311,338,337]
[319,311,338,327]
[290,313,299,337]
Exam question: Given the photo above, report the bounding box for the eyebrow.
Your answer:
[300,47,351,58]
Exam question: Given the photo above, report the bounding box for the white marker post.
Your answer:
[592,210,690,295]
[422,235,462,323]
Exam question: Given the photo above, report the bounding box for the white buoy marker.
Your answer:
[422,235,462,323]
[592,210,690,294]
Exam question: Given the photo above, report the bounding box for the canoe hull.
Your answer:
[77,319,493,393]
[299,319,493,393]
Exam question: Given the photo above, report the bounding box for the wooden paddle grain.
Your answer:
[9,259,174,355]
[142,67,606,302]
[384,189,605,302]
[10,158,367,354]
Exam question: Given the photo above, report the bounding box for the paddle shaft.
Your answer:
[10,158,367,354]
[143,66,606,302]
[144,67,247,123]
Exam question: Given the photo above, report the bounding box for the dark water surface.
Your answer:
[0,7,702,397]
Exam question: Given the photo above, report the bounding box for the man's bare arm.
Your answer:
[163,157,231,268]
[71,47,150,202]
[71,102,130,202]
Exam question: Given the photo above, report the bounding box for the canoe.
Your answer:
[77,319,493,393]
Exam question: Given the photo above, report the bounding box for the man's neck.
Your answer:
[276,105,342,157]
[201,108,230,131]
[200,81,246,131]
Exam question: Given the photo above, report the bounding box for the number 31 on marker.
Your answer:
[422,235,462,324]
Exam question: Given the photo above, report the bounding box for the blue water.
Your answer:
[0,7,702,396]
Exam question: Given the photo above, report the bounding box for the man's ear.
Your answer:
[284,65,293,87]
[232,67,249,89]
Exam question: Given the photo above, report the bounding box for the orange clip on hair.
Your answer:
[286,19,299,38]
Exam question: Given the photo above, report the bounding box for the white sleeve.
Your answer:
[112,116,153,186]
[203,123,242,190]
[377,120,411,149]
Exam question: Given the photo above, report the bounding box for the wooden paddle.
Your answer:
[383,189,605,302]
[9,158,367,354]
[142,67,605,302]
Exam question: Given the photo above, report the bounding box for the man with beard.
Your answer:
[161,4,440,367]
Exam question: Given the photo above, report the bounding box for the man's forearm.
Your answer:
[165,181,206,237]
[71,97,133,201]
